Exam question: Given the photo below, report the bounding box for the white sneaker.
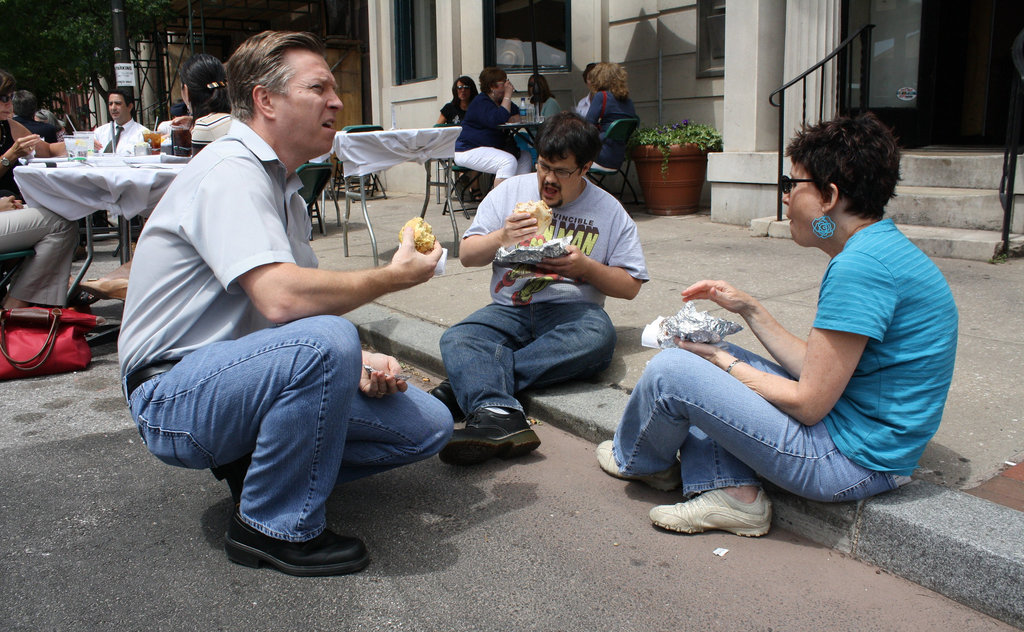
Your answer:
[649,488,772,537]
[595,440,680,491]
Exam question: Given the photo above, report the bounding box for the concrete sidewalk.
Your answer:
[315,191,1024,627]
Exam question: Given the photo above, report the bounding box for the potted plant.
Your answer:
[627,120,723,215]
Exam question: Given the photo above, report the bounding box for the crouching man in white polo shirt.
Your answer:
[118,31,451,577]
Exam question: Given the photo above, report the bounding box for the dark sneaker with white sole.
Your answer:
[438,407,540,465]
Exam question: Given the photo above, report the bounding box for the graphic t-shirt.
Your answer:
[463,174,648,307]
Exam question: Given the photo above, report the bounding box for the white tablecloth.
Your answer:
[13,158,185,221]
[332,127,461,177]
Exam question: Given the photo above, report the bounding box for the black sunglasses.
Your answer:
[456,85,470,90]
[0,94,11,103]
[780,175,816,194]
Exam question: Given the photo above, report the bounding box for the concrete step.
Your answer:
[750,216,1024,262]
[900,151,1011,190]
[887,186,1006,232]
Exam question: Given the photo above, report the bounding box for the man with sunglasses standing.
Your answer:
[432,112,648,466]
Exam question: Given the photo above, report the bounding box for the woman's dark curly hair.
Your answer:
[786,112,901,220]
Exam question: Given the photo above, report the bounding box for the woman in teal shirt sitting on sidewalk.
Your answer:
[598,113,958,537]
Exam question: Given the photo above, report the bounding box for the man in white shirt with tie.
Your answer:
[93,89,146,155]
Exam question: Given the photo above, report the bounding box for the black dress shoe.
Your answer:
[210,453,252,504]
[429,379,464,423]
[438,408,540,466]
[224,513,369,577]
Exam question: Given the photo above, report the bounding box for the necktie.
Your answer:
[105,124,123,153]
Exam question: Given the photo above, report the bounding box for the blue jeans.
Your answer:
[612,345,899,502]
[439,302,616,414]
[126,316,452,541]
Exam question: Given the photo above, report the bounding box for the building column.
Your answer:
[782,0,842,140]
[708,0,786,224]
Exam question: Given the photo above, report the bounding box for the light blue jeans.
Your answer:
[126,316,452,541]
[613,345,899,502]
[439,302,616,414]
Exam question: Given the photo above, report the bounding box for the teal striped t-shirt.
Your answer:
[815,219,958,475]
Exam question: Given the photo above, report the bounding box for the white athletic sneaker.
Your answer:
[595,440,680,491]
[649,488,772,537]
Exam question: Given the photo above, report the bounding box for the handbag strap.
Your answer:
[0,308,62,371]
[600,92,607,119]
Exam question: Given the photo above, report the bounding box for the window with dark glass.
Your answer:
[394,0,437,85]
[484,0,570,73]
[697,0,726,78]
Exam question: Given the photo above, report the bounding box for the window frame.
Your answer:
[483,0,572,74]
[394,0,438,85]
[696,0,726,78]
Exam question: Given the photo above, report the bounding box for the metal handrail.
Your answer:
[769,25,875,220]
[999,28,1024,257]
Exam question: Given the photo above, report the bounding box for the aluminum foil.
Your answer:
[493,236,571,265]
[657,302,743,347]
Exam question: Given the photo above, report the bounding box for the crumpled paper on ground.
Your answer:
[493,236,571,265]
[641,302,743,349]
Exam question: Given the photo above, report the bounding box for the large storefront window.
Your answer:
[484,0,570,73]
[394,0,437,84]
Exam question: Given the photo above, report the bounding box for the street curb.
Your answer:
[349,303,1024,629]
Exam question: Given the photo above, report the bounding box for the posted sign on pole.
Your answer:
[115,63,136,88]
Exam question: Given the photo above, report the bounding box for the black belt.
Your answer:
[125,360,179,397]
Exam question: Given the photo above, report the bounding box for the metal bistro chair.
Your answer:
[296,162,336,238]
[587,117,640,204]
[341,125,387,201]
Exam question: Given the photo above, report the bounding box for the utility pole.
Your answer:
[111,0,135,101]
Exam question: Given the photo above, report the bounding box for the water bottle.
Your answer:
[519,97,527,120]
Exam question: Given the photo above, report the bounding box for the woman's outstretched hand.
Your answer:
[681,280,756,317]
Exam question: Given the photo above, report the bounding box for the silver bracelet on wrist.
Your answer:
[725,359,742,374]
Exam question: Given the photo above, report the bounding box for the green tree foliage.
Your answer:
[0,0,171,104]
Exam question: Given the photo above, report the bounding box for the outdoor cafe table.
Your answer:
[13,155,186,304]
[332,126,461,266]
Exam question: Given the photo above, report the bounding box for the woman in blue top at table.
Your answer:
[598,113,958,538]
[453,67,532,189]
[584,62,636,171]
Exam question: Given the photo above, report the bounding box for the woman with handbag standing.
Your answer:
[0,69,77,309]
[584,62,637,172]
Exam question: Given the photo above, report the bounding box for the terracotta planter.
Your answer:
[631,143,708,215]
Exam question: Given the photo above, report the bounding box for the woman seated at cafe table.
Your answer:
[0,68,76,309]
[453,66,532,189]
[597,113,958,538]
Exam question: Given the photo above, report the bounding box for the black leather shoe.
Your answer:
[224,513,369,576]
[429,379,464,423]
[438,408,540,466]
[211,453,252,504]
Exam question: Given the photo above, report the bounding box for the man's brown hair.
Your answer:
[226,31,325,123]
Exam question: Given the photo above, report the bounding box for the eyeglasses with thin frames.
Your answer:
[780,175,815,194]
[537,160,582,179]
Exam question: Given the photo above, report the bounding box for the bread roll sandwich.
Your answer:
[514,200,552,237]
[398,217,436,254]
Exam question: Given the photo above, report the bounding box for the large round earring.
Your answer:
[811,215,836,239]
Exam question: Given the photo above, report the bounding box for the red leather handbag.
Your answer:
[0,307,97,379]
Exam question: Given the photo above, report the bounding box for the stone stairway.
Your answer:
[751,149,1024,261]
